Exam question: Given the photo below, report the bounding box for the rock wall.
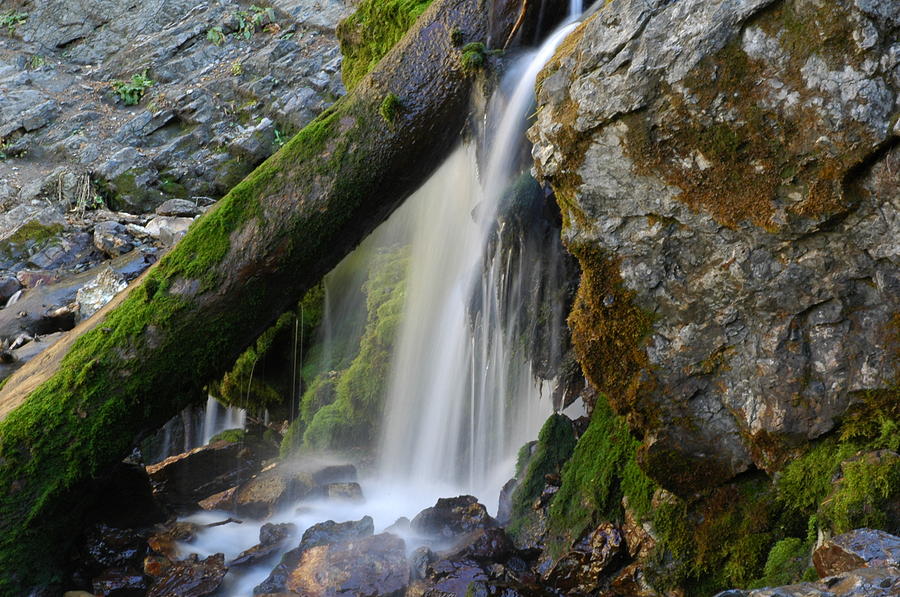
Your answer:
[530,0,899,492]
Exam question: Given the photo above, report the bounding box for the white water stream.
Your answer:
[180,6,586,593]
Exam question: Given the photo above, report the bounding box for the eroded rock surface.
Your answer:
[530,0,900,491]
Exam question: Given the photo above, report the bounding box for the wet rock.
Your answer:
[155,199,200,217]
[75,265,128,321]
[145,553,227,597]
[543,523,625,595]
[447,529,515,564]
[198,486,238,512]
[92,567,147,596]
[284,532,409,596]
[232,465,317,519]
[0,274,22,304]
[319,481,364,502]
[719,566,900,596]
[145,440,267,511]
[253,516,374,594]
[229,522,296,567]
[496,478,518,526]
[93,221,135,257]
[82,523,147,572]
[411,496,498,540]
[410,546,437,581]
[311,463,358,485]
[147,521,201,560]
[813,529,900,578]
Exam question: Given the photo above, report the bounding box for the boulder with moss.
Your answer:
[530,0,899,493]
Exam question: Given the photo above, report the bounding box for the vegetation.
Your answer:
[281,248,409,455]
[1,10,27,35]
[508,414,576,537]
[336,0,433,91]
[208,428,245,443]
[460,42,486,72]
[379,93,402,124]
[207,25,226,46]
[111,71,154,106]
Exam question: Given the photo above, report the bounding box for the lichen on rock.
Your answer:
[530,0,900,492]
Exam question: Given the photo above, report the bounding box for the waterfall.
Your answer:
[201,395,247,445]
[377,22,582,500]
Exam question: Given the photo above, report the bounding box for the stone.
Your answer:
[231,465,317,520]
[411,496,498,540]
[253,516,374,594]
[542,522,625,594]
[91,567,147,596]
[82,523,147,571]
[228,522,297,568]
[144,216,193,246]
[320,481,364,502]
[813,529,900,577]
[145,440,267,510]
[284,532,409,596]
[723,566,900,596]
[145,553,227,597]
[155,198,200,217]
[0,275,22,305]
[93,221,134,257]
[529,0,900,491]
[75,265,128,321]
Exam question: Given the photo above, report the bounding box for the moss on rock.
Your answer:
[337,0,433,91]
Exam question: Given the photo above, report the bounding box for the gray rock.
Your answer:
[0,275,22,305]
[813,529,900,578]
[75,265,128,321]
[93,221,134,257]
[736,567,900,596]
[530,0,900,489]
[144,216,193,246]
[155,198,200,217]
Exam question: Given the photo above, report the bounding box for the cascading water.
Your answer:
[378,19,582,500]
[177,8,587,593]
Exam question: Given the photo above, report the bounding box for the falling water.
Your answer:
[201,395,247,445]
[378,21,582,499]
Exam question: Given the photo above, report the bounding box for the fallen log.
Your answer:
[0,0,520,590]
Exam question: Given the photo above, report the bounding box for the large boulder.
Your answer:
[411,496,498,540]
[145,439,268,510]
[284,532,409,596]
[529,0,900,491]
[254,516,375,594]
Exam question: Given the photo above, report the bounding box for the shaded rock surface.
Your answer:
[529,0,900,491]
[145,553,227,597]
[145,439,270,510]
[411,495,498,540]
[718,567,900,596]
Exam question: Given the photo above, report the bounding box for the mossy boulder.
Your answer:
[530,0,900,492]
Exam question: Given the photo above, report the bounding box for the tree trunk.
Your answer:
[0,0,519,589]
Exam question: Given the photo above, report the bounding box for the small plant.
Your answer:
[206,25,225,46]
[379,93,401,125]
[235,5,275,39]
[111,71,154,106]
[1,11,27,36]
[450,27,463,46]
[274,128,288,147]
[230,59,243,76]
[26,54,46,70]
[461,42,486,72]
[0,140,8,161]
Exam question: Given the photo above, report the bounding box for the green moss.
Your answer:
[209,428,245,443]
[621,1,882,229]
[507,414,575,536]
[749,537,811,589]
[0,220,64,261]
[275,248,409,455]
[547,396,656,552]
[337,0,433,91]
[566,243,656,420]
[379,93,402,124]
[460,42,486,72]
[820,450,900,534]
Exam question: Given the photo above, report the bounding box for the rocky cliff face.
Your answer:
[530,0,899,492]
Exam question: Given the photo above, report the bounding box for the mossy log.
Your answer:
[0,0,520,590]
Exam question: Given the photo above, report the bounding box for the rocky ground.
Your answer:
[55,420,900,597]
[0,0,351,379]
